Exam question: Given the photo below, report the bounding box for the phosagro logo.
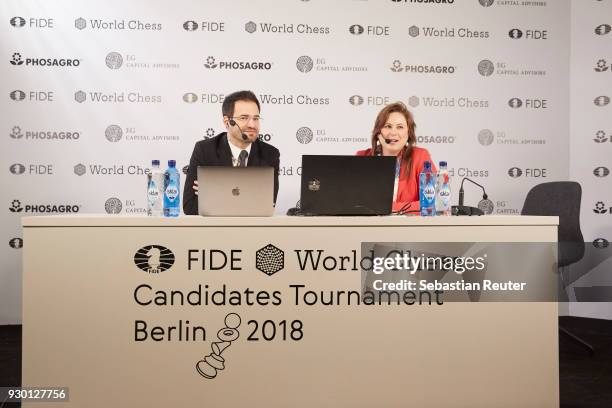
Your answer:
[594,95,610,107]
[296,56,314,73]
[9,199,80,213]
[204,55,272,70]
[9,52,80,67]
[10,126,23,139]
[595,59,609,72]
[391,59,455,74]
[296,127,313,144]
[134,245,175,274]
[593,201,609,214]
[593,166,610,177]
[594,130,609,143]
[255,244,284,276]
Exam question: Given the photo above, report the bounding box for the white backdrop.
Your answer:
[2,0,607,324]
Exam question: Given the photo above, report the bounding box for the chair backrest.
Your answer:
[521,181,585,267]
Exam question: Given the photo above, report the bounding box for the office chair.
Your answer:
[521,181,594,355]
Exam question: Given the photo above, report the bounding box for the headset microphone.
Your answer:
[228,119,249,141]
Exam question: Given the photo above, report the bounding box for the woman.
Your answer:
[356,102,436,214]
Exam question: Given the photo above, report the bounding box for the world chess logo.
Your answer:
[204,56,218,69]
[183,20,198,31]
[593,238,609,249]
[508,167,522,178]
[349,95,364,106]
[105,125,123,142]
[296,127,313,144]
[408,95,420,107]
[594,95,610,107]
[593,166,610,178]
[9,163,25,175]
[105,197,123,214]
[390,59,403,72]
[594,59,609,72]
[134,245,175,274]
[9,200,23,213]
[478,129,494,146]
[594,130,608,143]
[296,56,313,73]
[478,59,494,76]
[74,90,86,103]
[349,24,364,35]
[595,24,611,36]
[183,92,198,103]
[196,313,242,379]
[74,18,86,30]
[10,52,24,66]
[10,90,26,101]
[408,26,419,38]
[10,126,23,139]
[9,238,23,249]
[245,21,257,33]
[74,163,86,176]
[509,29,523,39]
[10,16,26,28]
[105,52,123,69]
[508,98,523,108]
[593,201,608,214]
[256,244,284,276]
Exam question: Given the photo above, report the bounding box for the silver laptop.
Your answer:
[197,166,275,216]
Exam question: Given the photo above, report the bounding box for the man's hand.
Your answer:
[193,180,199,196]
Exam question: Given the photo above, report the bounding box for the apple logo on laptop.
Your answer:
[232,187,240,196]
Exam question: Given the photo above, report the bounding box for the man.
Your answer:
[182,90,280,215]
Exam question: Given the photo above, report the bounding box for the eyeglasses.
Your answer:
[230,115,262,124]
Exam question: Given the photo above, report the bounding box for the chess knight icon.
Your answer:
[196,313,242,379]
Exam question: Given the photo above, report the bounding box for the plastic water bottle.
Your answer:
[147,160,164,216]
[419,160,436,216]
[436,161,452,216]
[163,160,180,217]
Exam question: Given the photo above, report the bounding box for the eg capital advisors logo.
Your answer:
[134,245,175,274]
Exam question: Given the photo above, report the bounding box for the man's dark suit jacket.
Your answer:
[182,132,280,215]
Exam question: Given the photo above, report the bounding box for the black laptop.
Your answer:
[299,155,396,216]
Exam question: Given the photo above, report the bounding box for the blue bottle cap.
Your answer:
[423,160,431,170]
[439,161,447,167]
[152,160,160,166]
[168,160,176,167]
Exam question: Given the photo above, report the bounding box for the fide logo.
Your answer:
[349,24,364,35]
[183,20,198,31]
[255,244,284,276]
[478,59,495,76]
[594,96,610,107]
[390,60,403,72]
[9,238,23,249]
[508,167,523,178]
[10,16,26,27]
[10,90,26,101]
[104,197,123,214]
[593,201,609,214]
[594,166,610,178]
[134,245,175,274]
[595,24,611,36]
[479,0,494,6]
[478,129,495,146]
[508,98,523,108]
[245,21,257,33]
[10,126,23,139]
[183,92,198,103]
[509,29,523,39]
[594,130,609,143]
[408,26,420,38]
[296,127,313,144]
[9,163,26,175]
[105,125,123,142]
[595,59,609,72]
[593,238,610,249]
[105,52,123,69]
[296,56,313,73]
[349,95,364,106]
[10,53,24,66]
[408,96,420,107]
